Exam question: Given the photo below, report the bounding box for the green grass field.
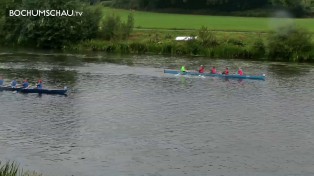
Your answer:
[103,7,314,32]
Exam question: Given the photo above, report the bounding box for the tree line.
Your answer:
[111,0,314,17]
[0,0,133,49]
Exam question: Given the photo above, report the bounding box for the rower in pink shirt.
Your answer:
[211,66,217,74]
[198,65,205,73]
[223,67,229,75]
[238,68,243,76]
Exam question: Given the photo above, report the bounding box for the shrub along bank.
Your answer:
[69,25,314,63]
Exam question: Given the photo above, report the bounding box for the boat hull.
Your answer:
[0,86,67,95]
[164,69,265,80]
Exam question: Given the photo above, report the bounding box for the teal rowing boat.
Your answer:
[164,69,266,80]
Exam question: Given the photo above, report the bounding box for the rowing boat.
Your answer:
[0,86,68,95]
[164,69,266,80]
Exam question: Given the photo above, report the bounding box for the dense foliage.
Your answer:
[0,0,102,48]
[72,25,314,62]
[268,26,313,61]
[98,13,134,40]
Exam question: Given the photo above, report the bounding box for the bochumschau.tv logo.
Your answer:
[9,10,83,17]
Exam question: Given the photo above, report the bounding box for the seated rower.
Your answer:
[238,68,243,76]
[0,76,3,86]
[222,67,229,75]
[181,65,186,72]
[11,79,17,88]
[37,80,43,89]
[211,66,217,74]
[22,79,29,89]
[198,65,205,73]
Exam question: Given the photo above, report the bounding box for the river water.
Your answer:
[0,50,313,176]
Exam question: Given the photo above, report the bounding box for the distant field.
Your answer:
[103,7,314,32]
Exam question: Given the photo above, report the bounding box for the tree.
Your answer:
[1,0,102,48]
[98,13,134,40]
[270,0,310,16]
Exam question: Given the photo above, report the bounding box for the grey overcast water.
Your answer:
[0,50,314,176]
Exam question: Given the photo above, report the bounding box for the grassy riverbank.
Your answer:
[69,8,314,62]
[70,30,268,59]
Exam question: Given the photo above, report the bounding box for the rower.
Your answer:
[11,79,17,88]
[222,67,229,75]
[238,68,243,76]
[37,80,43,89]
[181,66,186,72]
[211,66,217,74]
[22,79,29,89]
[0,76,3,86]
[198,65,205,73]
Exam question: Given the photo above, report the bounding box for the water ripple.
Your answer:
[0,54,314,176]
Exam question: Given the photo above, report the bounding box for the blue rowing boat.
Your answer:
[164,69,266,80]
[0,86,68,95]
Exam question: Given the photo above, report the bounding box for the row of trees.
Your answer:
[0,0,134,49]
[112,0,314,17]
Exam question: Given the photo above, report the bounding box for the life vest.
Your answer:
[181,66,186,72]
[238,69,243,75]
[199,66,205,73]
[11,80,17,87]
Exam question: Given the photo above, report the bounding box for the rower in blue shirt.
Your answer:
[0,76,3,86]
[37,80,43,89]
[22,79,29,89]
[11,79,17,88]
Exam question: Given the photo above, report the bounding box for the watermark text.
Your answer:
[9,10,83,17]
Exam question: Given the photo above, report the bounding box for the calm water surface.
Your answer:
[0,50,314,176]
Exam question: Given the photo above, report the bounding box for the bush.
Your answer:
[213,43,250,59]
[173,42,189,55]
[267,26,313,62]
[186,40,202,55]
[250,39,266,58]
[227,38,245,46]
[198,26,219,47]
[99,13,122,40]
[161,42,174,54]
[130,42,147,53]
[118,43,130,53]
[0,16,4,44]
[98,13,134,40]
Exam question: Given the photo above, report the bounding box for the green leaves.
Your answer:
[0,0,102,48]
[267,26,313,61]
[198,26,218,47]
[0,161,18,176]
[0,161,43,176]
[98,12,134,41]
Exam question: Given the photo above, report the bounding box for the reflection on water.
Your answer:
[0,50,314,176]
[268,62,311,77]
